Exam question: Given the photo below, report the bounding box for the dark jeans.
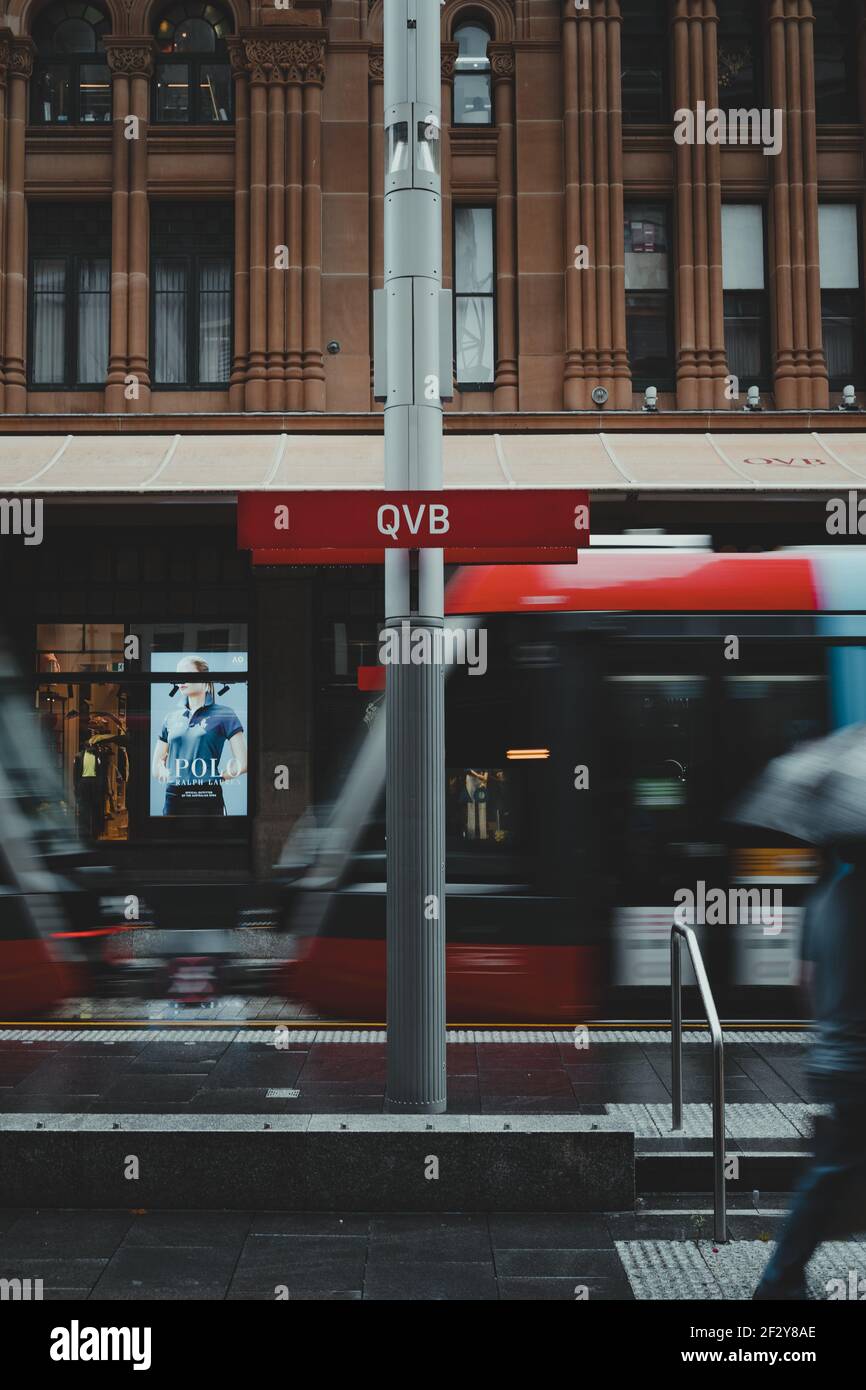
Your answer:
[757,1097,866,1295]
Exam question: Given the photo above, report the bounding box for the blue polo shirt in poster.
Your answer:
[160,692,244,817]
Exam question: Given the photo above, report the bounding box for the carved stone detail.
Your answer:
[105,44,155,78]
[243,37,326,85]
[9,41,34,79]
[368,46,383,81]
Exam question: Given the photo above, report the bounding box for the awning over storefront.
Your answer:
[2,430,866,493]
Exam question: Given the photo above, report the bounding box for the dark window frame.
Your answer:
[722,202,772,392]
[31,2,111,127]
[150,202,234,390]
[820,202,865,390]
[813,0,860,125]
[453,203,497,392]
[27,202,111,390]
[153,2,234,126]
[717,0,764,112]
[620,0,670,125]
[624,200,676,392]
[452,20,494,128]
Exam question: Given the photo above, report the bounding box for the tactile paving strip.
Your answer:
[617,1239,866,1300]
[0,1027,807,1045]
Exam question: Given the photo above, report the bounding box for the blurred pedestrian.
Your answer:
[753,850,866,1299]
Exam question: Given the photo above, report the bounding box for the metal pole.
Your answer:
[382,0,446,1112]
[671,930,683,1131]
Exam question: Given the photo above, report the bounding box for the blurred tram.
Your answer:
[0,637,120,1016]
[277,545,866,1023]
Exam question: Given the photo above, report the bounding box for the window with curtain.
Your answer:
[620,0,669,124]
[454,207,495,388]
[154,2,233,124]
[813,0,858,123]
[717,1,763,111]
[722,204,770,388]
[151,203,233,388]
[32,2,111,125]
[453,22,492,126]
[819,204,864,388]
[28,203,110,387]
[624,202,674,388]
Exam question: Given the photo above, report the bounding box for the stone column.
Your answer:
[490,45,518,410]
[301,42,326,411]
[671,0,727,409]
[235,35,326,412]
[369,45,384,407]
[286,78,303,410]
[104,39,154,413]
[2,39,34,412]
[246,46,269,411]
[228,38,250,410]
[267,74,287,410]
[768,0,828,408]
[562,1,629,410]
[0,36,12,412]
[440,43,456,294]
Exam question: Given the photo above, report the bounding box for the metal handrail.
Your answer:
[671,923,727,1244]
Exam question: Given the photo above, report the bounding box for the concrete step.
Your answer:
[0,1113,633,1212]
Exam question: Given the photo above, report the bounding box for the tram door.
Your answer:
[598,659,724,1015]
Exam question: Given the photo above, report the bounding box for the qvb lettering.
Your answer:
[376,503,450,540]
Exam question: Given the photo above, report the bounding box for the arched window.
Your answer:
[453,22,492,126]
[813,0,858,124]
[32,2,111,125]
[154,3,233,124]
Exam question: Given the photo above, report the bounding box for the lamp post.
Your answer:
[381,0,448,1113]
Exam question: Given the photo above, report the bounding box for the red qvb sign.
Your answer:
[237,490,590,551]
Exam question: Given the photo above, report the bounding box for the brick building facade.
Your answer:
[0,0,864,421]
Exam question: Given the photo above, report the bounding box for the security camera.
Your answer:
[326,340,341,355]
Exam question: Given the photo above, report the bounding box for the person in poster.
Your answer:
[151,656,247,816]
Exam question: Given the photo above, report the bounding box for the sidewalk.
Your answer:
[1,1203,864,1300]
[0,1020,814,1121]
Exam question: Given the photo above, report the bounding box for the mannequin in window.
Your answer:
[73,714,119,839]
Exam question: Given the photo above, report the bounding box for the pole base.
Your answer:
[383,1097,447,1115]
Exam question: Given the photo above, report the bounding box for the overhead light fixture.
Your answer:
[506,748,551,761]
[745,385,762,411]
[840,384,859,411]
[217,684,230,696]
[168,684,179,698]
[643,386,658,413]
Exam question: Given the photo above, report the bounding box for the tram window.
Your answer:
[722,675,827,800]
[603,675,713,893]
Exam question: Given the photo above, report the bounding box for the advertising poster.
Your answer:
[149,651,248,817]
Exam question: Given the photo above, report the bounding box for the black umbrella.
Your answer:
[728,723,866,847]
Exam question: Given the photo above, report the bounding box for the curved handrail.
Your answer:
[671,922,727,1244]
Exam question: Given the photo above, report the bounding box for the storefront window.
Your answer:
[446,767,516,847]
[35,622,248,843]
